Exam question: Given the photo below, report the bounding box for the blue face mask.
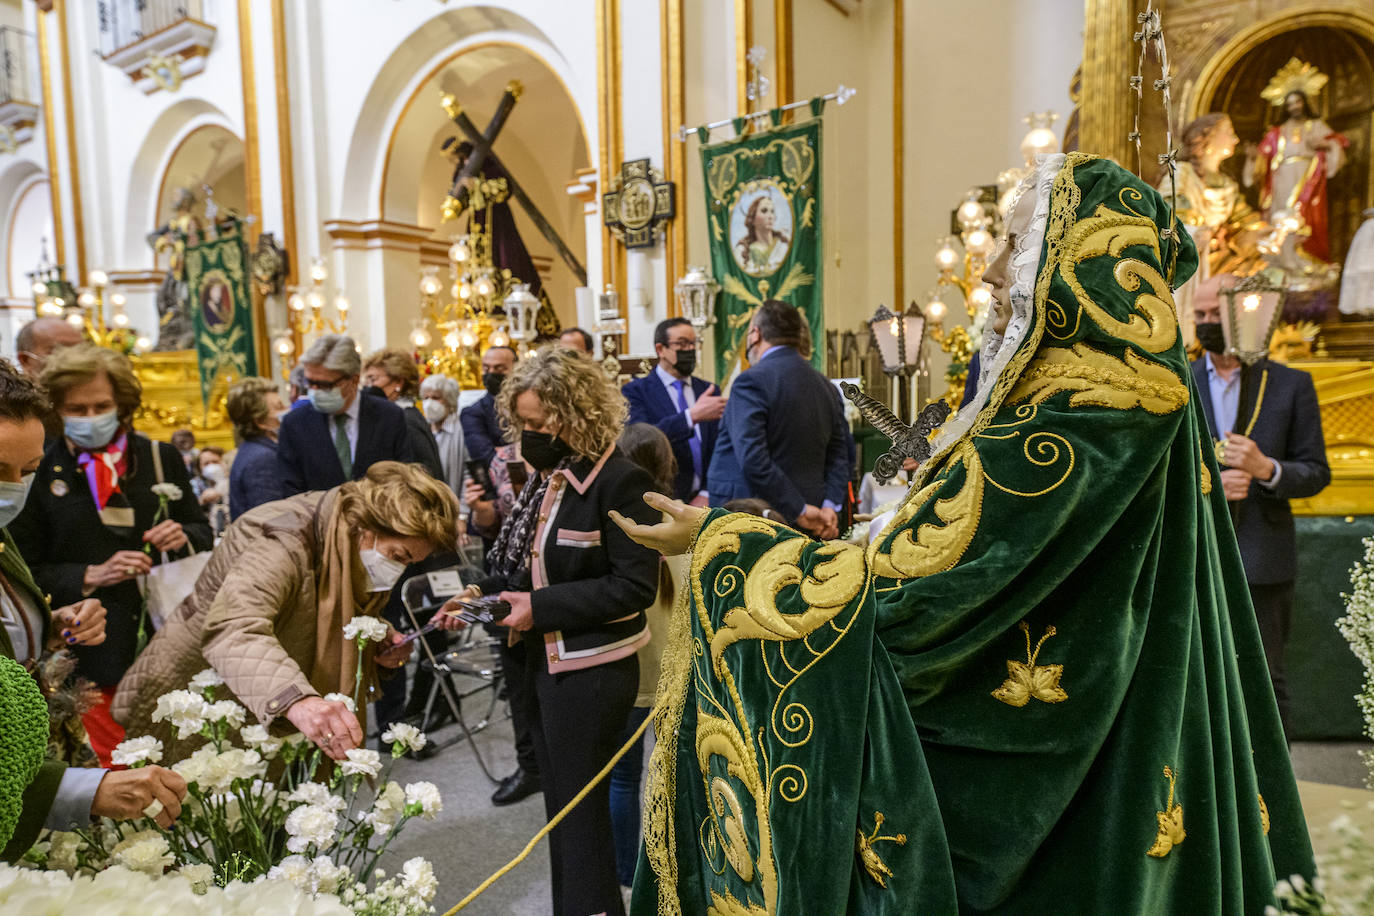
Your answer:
[64,411,121,450]
[0,473,34,529]
[309,386,347,415]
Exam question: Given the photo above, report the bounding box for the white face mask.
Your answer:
[421,398,449,424]
[201,462,226,483]
[0,473,35,529]
[359,536,408,592]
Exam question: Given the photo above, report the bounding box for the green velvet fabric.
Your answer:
[1289,515,1374,740]
[634,155,1312,915]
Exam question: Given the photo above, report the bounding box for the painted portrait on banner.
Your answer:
[730,182,793,277]
[198,275,235,333]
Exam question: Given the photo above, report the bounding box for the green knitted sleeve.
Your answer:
[0,656,48,852]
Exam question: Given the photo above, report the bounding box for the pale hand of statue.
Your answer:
[610,492,708,556]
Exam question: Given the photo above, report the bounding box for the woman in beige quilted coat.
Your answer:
[112,461,461,760]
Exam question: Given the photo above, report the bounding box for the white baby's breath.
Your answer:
[111,735,163,767]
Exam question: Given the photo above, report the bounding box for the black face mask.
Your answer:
[673,348,697,376]
[1195,322,1226,355]
[521,429,574,471]
[483,372,505,398]
[360,384,388,401]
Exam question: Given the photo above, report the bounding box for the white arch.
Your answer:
[0,160,49,298]
[338,5,595,222]
[122,98,241,266]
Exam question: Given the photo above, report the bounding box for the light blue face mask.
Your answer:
[308,386,346,415]
[0,473,35,529]
[64,411,121,450]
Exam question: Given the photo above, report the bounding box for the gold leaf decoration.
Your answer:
[991,621,1068,707]
[1009,342,1189,415]
[721,274,763,308]
[871,439,984,579]
[773,262,814,301]
[856,811,908,888]
[1199,444,1212,495]
[1146,766,1186,858]
[1258,792,1270,835]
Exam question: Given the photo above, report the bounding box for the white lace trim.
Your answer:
[929,153,1064,455]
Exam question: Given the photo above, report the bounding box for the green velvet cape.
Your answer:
[632,155,1313,915]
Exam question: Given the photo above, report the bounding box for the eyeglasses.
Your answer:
[663,339,699,351]
[305,375,349,390]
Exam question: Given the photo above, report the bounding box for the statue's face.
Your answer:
[1285,92,1308,119]
[1210,118,1238,158]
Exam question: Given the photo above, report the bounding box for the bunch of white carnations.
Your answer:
[20,620,441,914]
[1337,536,1374,785]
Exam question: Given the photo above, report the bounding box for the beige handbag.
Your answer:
[142,444,212,630]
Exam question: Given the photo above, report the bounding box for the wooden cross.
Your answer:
[442,83,588,286]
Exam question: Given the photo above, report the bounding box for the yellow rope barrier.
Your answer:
[440,700,662,914]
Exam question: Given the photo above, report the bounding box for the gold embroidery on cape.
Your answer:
[856,811,908,888]
[1258,792,1270,835]
[1010,343,1189,415]
[1057,206,1179,354]
[992,621,1068,707]
[871,439,984,579]
[979,431,1076,499]
[707,891,768,916]
[1199,443,1213,495]
[1147,766,1187,858]
[714,538,864,674]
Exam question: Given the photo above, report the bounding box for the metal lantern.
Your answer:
[503,283,539,342]
[867,302,925,376]
[1221,272,1287,365]
[675,265,719,330]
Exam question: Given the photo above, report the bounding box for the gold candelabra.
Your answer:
[274,258,350,375]
[923,190,998,404]
[36,268,145,354]
[412,188,526,389]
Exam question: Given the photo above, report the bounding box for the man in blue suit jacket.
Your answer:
[1191,275,1330,734]
[460,345,517,468]
[277,334,413,494]
[622,318,726,504]
[707,300,852,538]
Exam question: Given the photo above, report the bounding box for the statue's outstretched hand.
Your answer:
[610,492,708,556]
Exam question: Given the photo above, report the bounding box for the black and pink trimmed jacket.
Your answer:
[521,445,660,673]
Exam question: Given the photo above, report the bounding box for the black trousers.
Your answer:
[1248,580,1295,738]
[498,634,541,778]
[521,637,638,916]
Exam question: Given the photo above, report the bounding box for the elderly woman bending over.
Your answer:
[113,461,462,760]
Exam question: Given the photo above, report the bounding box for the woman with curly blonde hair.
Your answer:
[438,345,659,916]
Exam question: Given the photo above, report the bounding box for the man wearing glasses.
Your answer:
[277,334,413,494]
[622,318,725,506]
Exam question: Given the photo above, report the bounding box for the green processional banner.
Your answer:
[700,118,822,380]
[183,221,258,406]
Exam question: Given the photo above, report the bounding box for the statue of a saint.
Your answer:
[1243,58,1349,264]
[145,186,203,351]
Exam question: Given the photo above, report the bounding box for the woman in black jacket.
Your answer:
[440,345,659,916]
[10,344,210,765]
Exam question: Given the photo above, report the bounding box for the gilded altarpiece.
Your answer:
[1081,0,1374,514]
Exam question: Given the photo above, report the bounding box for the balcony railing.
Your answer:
[98,0,208,58]
[0,27,35,106]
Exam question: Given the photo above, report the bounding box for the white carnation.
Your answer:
[239,724,284,759]
[151,689,209,739]
[342,616,389,643]
[400,857,437,903]
[287,781,347,813]
[44,831,84,875]
[204,699,247,729]
[171,744,219,787]
[322,692,357,713]
[110,831,174,876]
[309,856,352,895]
[285,804,339,853]
[404,781,442,819]
[188,668,225,692]
[366,781,406,833]
[179,862,215,894]
[151,482,184,501]
[111,735,163,767]
[266,854,313,889]
[339,747,383,778]
[380,722,427,755]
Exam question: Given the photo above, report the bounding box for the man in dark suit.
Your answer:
[707,300,852,539]
[460,345,517,468]
[1192,273,1330,735]
[277,334,413,494]
[622,317,726,504]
